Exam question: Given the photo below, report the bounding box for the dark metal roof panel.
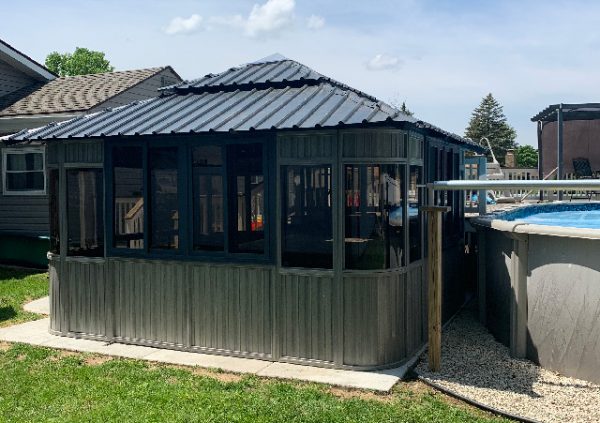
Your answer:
[178,60,324,90]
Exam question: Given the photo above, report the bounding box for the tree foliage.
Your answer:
[465,93,517,165]
[45,47,114,77]
[515,145,538,168]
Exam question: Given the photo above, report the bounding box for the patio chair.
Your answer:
[570,158,597,201]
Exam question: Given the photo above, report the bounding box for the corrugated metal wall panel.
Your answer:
[341,130,407,159]
[64,141,104,164]
[190,265,272,355]
[65,260,107,336]
[280,273,334,362]
[278,132,334,160]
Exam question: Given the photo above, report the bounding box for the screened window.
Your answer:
[48,169,59,254]
[282,165,332,269]
[149,147,179,250]
[2,148,45,194]
[113,147,144,249]
[66,169,104,257]
[192,146,224,251]
[228,144,264,254]
[345,164,405,269]
[409,166,422,262]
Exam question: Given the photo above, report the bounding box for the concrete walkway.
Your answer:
[1,299,407,392]
[23,296,50,315]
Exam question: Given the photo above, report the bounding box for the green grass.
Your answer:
[0,267,509,423]
[0,267,48,327]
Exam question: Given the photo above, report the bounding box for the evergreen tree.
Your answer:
[399,101,414,117]
[465,93,517,165]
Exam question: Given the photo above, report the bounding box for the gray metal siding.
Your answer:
[278,132,334,161]
[280,273,334,362]
[0,58,35,97]
[92,68,181,111]
[341,129,407,159]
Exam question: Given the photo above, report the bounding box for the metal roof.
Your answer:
[7,56,483,151]
[531,103,600,122]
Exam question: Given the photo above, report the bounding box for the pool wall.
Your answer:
[474,211,600,384]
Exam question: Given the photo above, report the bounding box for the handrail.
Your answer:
[429,179,600,191]
[519,167,558,201]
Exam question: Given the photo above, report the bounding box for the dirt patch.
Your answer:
[191,367,244,383]
[0,342,11,351]
[328,387,393,403]
[84,355,113,366]
[48,350,80,362]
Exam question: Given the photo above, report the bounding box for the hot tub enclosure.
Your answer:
[7,56,484,369]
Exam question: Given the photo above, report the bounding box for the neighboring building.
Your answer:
[7,55,485,370]
[532,103,600,180]
[0,38,181,267]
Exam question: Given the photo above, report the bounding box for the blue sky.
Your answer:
[4,0,600,146]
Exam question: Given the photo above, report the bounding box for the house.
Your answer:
[6,55,485,369]
[0,38,182,267]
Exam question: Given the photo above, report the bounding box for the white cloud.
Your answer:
[209,0,295,38]
[307,15,325,30]
[245,0,295,37]
[366,54,402,71]
[163,14,203,35]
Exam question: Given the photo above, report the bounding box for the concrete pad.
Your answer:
[23,297,50,315]
[0,319,404,392]
[144,349,271,374]
[257,362,400,392]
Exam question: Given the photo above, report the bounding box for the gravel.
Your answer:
[415,303,600,423]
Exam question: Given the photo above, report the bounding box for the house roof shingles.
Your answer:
[0,67,165,117]
[7,57,483,151]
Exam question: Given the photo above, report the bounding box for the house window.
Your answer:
[282,165,332,269]
[409,166,422,262]
[66,169,104,257]
[192,146,224,251]
[149,147,179,250]
[113,147,144,249]
[345,164,405,269]
[2,148,45,195]
[227,144,264,254]
[48,169,59,254]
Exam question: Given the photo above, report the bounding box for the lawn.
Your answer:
[0,267,48,327]
[0,267,508,423]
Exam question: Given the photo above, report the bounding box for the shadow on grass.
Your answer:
[0,306,17,323]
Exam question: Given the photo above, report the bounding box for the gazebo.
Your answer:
[7,55,484,370]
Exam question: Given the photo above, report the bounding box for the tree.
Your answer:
[465,93,517,165]
[398,101,414,116]
[515,145,538,168]
[45,47,114,77]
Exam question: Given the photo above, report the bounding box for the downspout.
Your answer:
[557,104,564,200]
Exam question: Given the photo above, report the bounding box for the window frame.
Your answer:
[105,136,273,264]
[2,147,46,196]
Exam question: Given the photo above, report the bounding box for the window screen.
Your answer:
[48,169,59,254]
[345,164,405,269]
[227,144,264,254]
[409,166,422,262]
[66,169,104,257]
[282,165,332,269]
[113,147,144,249]
[192,146,224,251]
[149,147,179,250]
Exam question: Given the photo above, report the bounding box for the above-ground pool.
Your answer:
[472,202,600,385]
[498,202,600,230]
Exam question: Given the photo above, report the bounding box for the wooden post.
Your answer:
[423,205,451,372]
